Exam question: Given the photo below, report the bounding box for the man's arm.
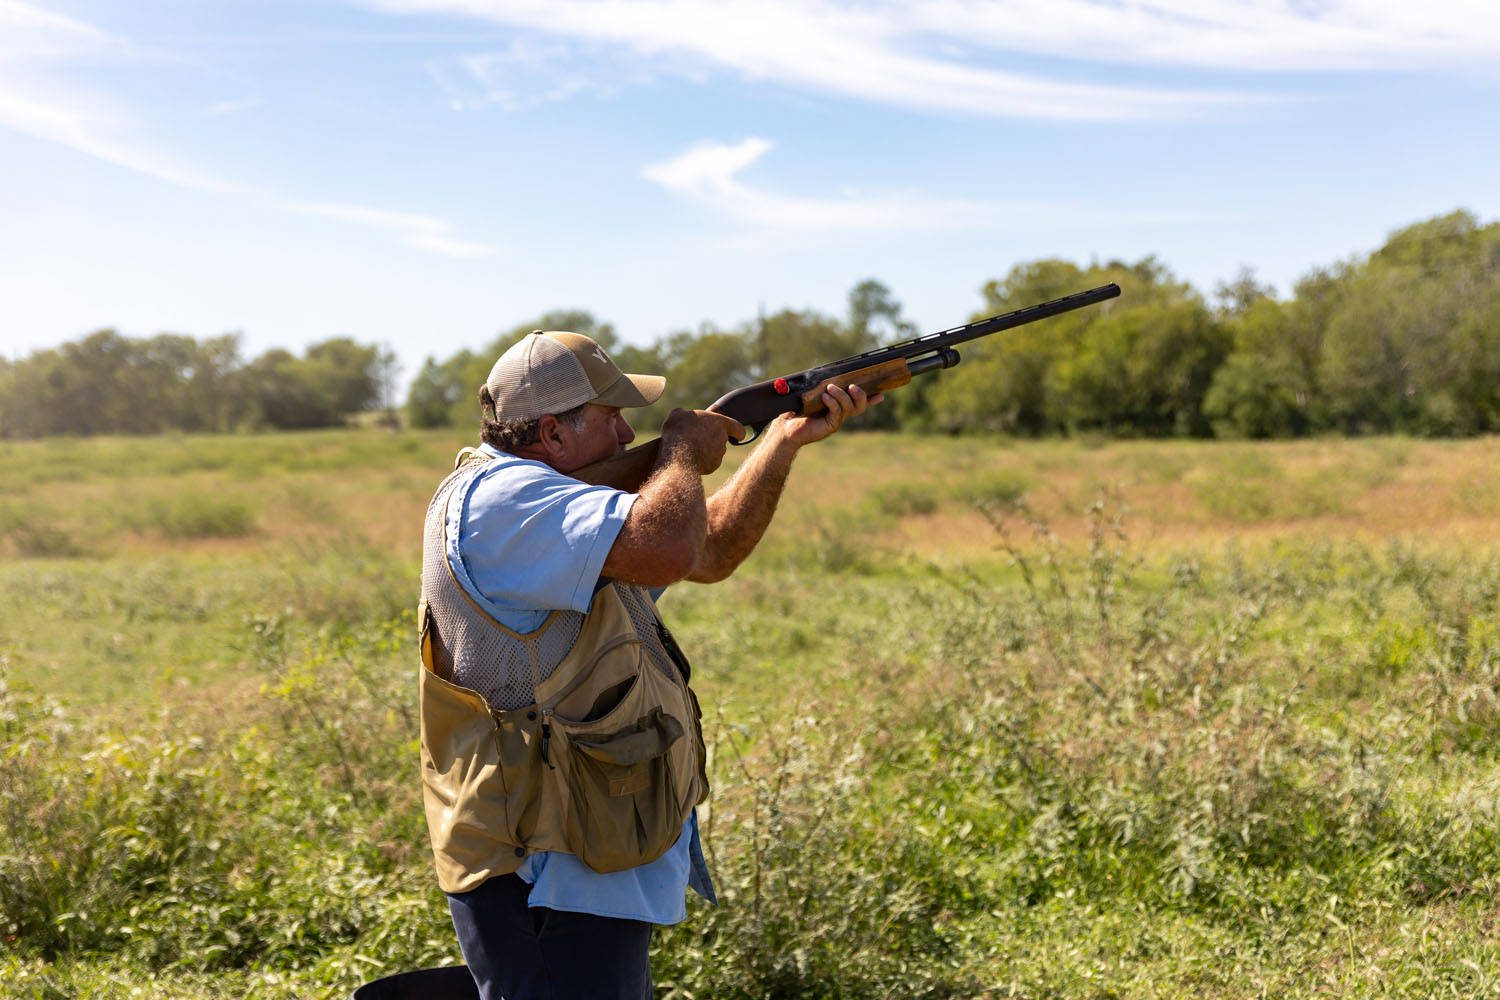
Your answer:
[598,409,730,587]
[688,383,877,584]
[601,386,875,587]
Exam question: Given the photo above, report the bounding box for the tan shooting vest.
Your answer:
[418,450,708,894]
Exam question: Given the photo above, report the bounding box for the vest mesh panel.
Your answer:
[617,584,679,682]
[422,454,678,711]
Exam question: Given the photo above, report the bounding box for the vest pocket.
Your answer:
[556,707,686,872]
[419,667,547,872]
[541,634,701,872]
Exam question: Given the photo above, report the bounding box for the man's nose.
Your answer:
[617,419,635,446]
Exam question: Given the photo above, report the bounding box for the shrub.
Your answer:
[144,495,258,539]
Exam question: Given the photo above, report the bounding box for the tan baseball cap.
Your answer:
[484,331,665,421]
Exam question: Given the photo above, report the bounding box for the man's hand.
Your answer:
[659,408,746,475]
[683,384,879,584]
[777,383,883,447]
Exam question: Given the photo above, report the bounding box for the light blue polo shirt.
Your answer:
[442,443,716,922]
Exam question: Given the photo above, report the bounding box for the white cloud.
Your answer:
[907,0,1500,71]
[373,0,1240,120]
[282,201,497,257]
[426,38,610,111]
[644,136,1235,233]
[0,87,495,259]
[643,137,1034,230]
[0,89,253,197]
[0,0,112,60]
[0,3,494,260]
[367,0,1500,121]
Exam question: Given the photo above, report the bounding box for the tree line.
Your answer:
[408,210,1500,439]
[4,210,1496,440]
[0,333,397,438]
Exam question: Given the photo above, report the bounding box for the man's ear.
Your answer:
[537,414,569,459]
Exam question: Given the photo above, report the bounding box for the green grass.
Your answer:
[3,429,1500,998]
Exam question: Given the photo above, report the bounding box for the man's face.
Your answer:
[555,403,635,473]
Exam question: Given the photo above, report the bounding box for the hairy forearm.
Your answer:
[601,438,708,586]
[687,423,801,583]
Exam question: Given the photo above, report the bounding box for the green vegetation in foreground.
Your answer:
[3,431,1500,998]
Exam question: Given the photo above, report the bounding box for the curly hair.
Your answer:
[478,385,590,453]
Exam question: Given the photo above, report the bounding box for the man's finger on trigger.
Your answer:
[707,410,747,441]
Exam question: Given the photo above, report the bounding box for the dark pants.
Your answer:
[448,873,654,1000]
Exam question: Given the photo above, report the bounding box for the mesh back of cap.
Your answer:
[487,335,596,420]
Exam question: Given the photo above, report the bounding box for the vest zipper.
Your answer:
[654,618,693,684]
[540,708,554,768]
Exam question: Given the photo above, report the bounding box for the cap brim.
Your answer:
[592,372,665,408]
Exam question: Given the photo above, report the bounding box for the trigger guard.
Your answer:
[731,423,765,445]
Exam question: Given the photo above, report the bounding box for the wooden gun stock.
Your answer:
[571,437,664,492]
[797,358,911,411]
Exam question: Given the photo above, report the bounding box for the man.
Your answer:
[418,330,877,1000]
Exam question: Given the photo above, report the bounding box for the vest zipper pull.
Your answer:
[655,619,693,682]
[540,712,554,768]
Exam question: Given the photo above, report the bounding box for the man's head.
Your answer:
[479,331,664,471]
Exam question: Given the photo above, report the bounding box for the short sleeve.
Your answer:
[445,453,635,624]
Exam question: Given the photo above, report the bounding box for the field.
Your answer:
[3,429,1500,998]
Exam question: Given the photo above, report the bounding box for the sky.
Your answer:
[3,0,1499,390]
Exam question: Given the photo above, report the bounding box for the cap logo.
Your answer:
[593,346,609,364]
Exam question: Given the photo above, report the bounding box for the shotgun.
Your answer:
[575,283,1121,491]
